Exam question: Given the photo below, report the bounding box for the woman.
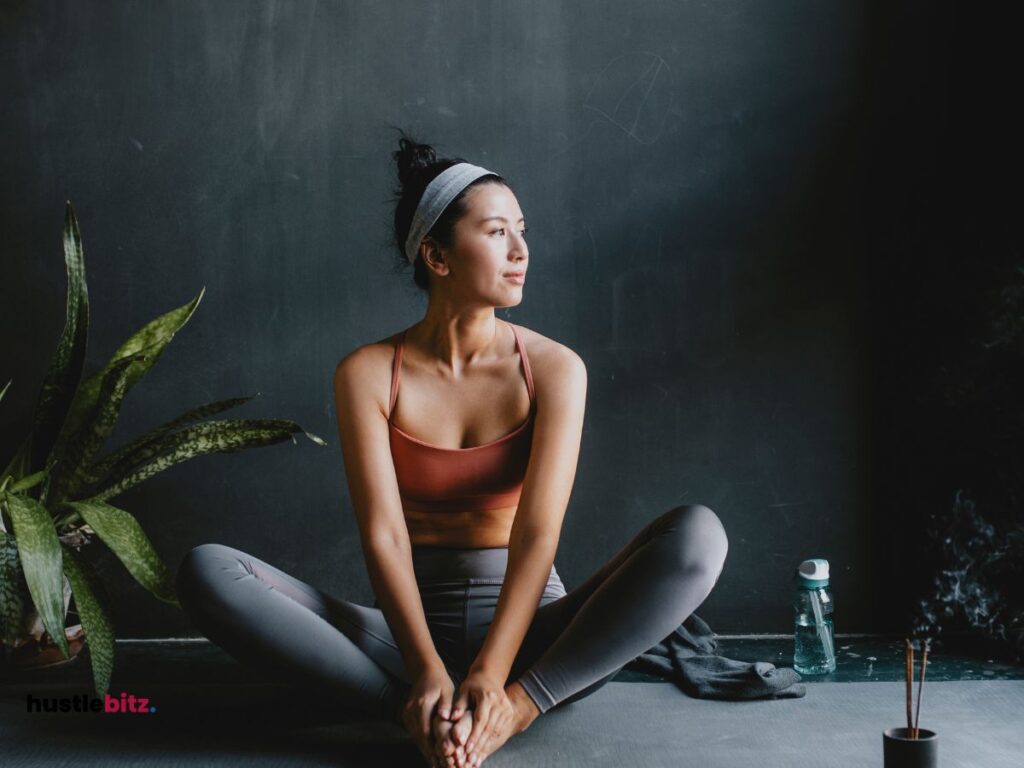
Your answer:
[175,134,729,768]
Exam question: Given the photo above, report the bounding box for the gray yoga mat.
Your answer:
[485,680,1024,768]
[2,680,1021,767]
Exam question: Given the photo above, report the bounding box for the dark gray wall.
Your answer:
[1,1,974,639]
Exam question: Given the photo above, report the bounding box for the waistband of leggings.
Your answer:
[411,545,560,585]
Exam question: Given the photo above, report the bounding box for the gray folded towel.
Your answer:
[623,613,807,700]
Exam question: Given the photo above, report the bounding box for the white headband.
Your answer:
[404,162,497,264]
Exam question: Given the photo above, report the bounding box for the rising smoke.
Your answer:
[913,489,1024,659]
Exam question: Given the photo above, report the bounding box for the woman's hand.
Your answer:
[401,666,457,767]
[449,669,516,765]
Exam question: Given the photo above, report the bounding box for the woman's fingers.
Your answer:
[437,688,454,721]
[469,702,512,764]
[451,690,470,721]
[465,702,490,755]
[475,711,507,763]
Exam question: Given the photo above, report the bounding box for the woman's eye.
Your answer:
[490,227,527,238]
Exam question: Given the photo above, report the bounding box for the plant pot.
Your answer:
[0,570,86,675]
[1,624,86,674]
[883,727,938,768]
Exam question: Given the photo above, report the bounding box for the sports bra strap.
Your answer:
[388,330,406,419]
[509,322,536,405]
[388,322,534,419]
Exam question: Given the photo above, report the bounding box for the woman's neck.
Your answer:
[410,310,502,373]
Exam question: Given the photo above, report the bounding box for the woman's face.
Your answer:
[440,182,528,307]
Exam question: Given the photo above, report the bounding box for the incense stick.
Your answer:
[913,641,929,739]
[905,638,913,735]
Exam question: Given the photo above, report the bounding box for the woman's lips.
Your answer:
[504,273,526,284]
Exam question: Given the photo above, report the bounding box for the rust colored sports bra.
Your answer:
[388,322,536,513]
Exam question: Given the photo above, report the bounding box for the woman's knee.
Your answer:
[663,504,729,578]
[175,543,235,602]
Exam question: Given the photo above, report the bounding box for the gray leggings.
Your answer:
[175,503,728,719]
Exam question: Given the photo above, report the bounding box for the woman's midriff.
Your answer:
[404,505,518,549]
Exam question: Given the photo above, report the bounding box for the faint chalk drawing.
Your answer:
[583,51,674,145]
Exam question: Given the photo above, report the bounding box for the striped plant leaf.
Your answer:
[82,395,258,488]
[61,543,115,697]
[83,417,320,495]
[0,529,28,648]
[89,421,324,502]
[9,470,49,494]
[58,288,205,458]
[62,499,176,605]
[24,203,91,477]
[3,492,70,659]
[54,352,149,502]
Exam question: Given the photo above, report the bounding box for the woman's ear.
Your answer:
[421,237,449,276]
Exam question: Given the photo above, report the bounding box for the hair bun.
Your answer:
[394,136,437,187]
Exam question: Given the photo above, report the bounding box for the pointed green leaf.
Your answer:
[87,416,323,493]
[59,288,205,449]
[84,395,258,487]
[27,202,91,474]
[89,420,324,502]
[55,352,148,501]
[0,529,28,647]
[61,543,115,697]
[3,492,70,659]
[62,499,176,604]
[9,470,49,494]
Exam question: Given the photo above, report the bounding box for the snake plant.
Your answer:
[0,201,325,697]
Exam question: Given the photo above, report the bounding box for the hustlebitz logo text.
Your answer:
[26,691,157,714]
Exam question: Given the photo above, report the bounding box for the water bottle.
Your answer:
[793,558,836,674]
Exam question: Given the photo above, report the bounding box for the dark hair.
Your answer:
[389,129,509,292]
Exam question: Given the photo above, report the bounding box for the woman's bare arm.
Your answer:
[334,346,445,678]
[468,345,587,682]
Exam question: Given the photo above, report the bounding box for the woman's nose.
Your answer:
[510,232,528,256]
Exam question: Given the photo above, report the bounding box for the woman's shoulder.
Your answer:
[335,331,401,372]
[512,323,586,386]
[332,332,403,408]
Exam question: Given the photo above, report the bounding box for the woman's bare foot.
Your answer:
[460,682,540,766]
[433,708,474,767]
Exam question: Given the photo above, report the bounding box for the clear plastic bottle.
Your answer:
[793,558,836,675]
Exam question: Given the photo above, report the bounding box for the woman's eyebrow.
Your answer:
[478,215,525,224]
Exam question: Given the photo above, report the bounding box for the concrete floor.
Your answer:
[2,636,1022,767]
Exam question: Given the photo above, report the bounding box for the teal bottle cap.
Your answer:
[796,558,830,588]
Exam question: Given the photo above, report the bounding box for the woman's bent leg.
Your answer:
[510,504,729,714]
[175,542,411,722]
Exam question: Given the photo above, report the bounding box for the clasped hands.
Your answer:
[400,665,515,768]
